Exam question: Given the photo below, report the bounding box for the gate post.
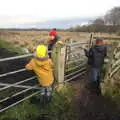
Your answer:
[52,43,66,83]
[68,39,73,61]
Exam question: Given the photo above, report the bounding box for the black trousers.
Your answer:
[48,44,54,58]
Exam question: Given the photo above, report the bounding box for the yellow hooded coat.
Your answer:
[25,57,54,86]
[25,45,54,87]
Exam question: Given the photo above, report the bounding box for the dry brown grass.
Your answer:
[0,30,119,52]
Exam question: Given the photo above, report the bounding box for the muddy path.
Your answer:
[70,74,120,120]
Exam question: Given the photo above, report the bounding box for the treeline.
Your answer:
[70,7,120,33]
[0,28,66,31]
[70,24,120,33]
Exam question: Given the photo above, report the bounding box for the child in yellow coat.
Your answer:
[25,45,54,104]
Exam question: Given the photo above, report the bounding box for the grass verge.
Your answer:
[0,83,75,120]
[0,39,26,55]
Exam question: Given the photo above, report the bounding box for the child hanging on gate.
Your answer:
[25,44,54,104]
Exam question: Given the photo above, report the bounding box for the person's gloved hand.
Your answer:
[56,41,64,45]
[84,49,89,57]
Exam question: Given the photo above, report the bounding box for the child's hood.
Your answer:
[33,55,49,66]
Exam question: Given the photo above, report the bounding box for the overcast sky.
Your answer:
[0,0,119,27]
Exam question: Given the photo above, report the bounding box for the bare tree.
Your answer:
[93,18,105,25]
[104,7,120,25]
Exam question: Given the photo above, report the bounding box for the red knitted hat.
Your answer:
[49,29,57,37]
[96,37,104,44]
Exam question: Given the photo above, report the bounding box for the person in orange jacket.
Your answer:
[25,44,54,104]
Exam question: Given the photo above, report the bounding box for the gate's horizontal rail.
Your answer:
[67,42,89,47]
[65,67,86,78]
[66,59,84,65]
[0,54,33,62]
[0,83,40,90]
[0,68,26,77]
[64,71,87,82]
[0,76,36,91]
[0,91,40,113]
[0,68,27,77]
[65,63,86,72]
[0,88,32,103]
[69,50,85,55]
[0,51,51,62]
[0,86,39,103]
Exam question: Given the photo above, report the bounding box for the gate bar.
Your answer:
[64,71,87,82]
[66,59,84,65]
[0,83,40,90]
[0,87,39,103]
[67,42,89,47]
[0,51,52,62]
[65,63,86,72]
[65,67,86,78]
[0,91,40,113]
[0,54,33,62]
[0,76,36,91]
[0,68,26,78]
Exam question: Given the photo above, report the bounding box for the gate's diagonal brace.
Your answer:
[0,76,36,91]
[0,82,40,90]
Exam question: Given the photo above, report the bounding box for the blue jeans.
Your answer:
[40,86,52,104]
[40,86,52,97]
[90,68,101,95]
[91,68,100,82]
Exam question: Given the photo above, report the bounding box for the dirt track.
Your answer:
[70,75,120,120]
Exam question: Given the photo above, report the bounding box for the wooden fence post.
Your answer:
[52,44,66,83]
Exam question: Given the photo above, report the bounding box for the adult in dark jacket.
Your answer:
[85,37,107,94]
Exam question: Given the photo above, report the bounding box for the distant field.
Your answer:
[0,30,119,52]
